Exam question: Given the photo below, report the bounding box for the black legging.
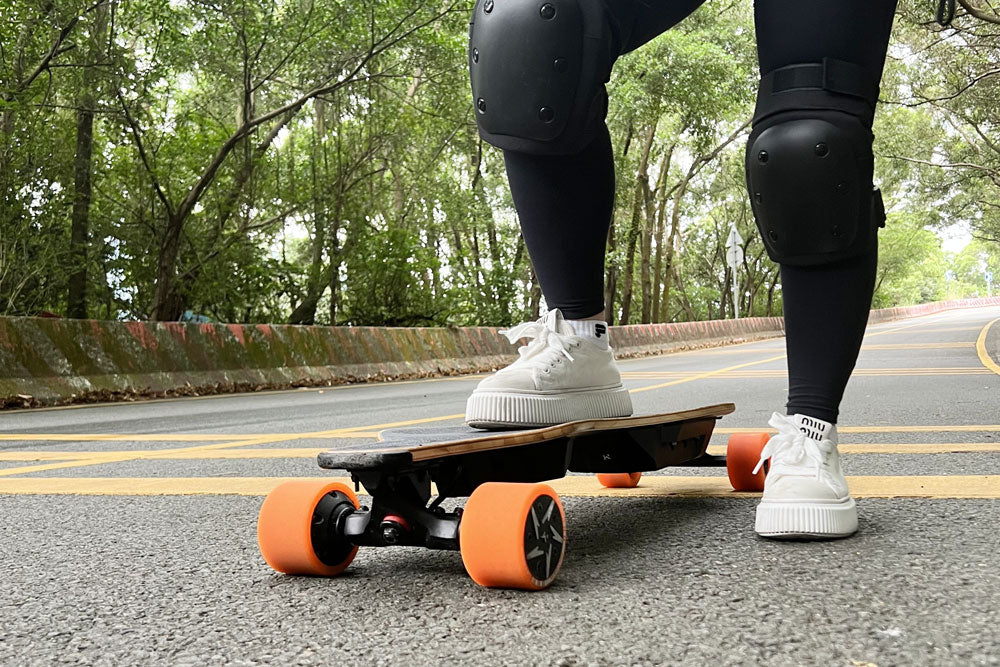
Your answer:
[503,0,898,423]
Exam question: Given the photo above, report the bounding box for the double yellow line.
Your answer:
[1,475,997,499]
[0,414,464,478]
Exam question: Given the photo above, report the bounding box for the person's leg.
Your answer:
[502,124,614,319]
[473,0,705,321]
[746,0,897,538]
[753,0,897,424]
[464,0,703,427]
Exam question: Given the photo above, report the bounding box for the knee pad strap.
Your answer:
[753,58,880,127]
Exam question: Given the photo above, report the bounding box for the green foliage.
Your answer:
[1,0,995,325]
[873,213,948,307]
[949,240,1000,298]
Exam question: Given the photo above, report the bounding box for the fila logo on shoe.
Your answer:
[594,324,607,338]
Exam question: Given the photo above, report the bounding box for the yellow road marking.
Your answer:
[629,354,788,394]
[0,432,379,442]
[868,326,983,333]
[862,320,948,339]
[975,317,1000,376]
[717,425,1000,434]
[691,342,974,355]
[552,475,1000,499]
[0,314,987,473]
[3,442,999,463]
[329,413,467,433]
[627,318,957,394]
[4,423,1000,458]
[0,448,330,461]
[705,443,1000,455]
[10,375,488,414]
[0,413,467,477]
[676,347,784,355]
[0,475,996,498]
[623,368,992,378]
[860,342,975,349]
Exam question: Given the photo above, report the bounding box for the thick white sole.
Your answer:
[755,497,858,539]
[465,385,633,428]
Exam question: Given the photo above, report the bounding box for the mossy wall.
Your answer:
[2,296,997,407]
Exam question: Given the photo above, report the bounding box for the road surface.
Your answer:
[1,306,999,665]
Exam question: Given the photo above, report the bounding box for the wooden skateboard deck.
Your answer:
[318,403,736,493]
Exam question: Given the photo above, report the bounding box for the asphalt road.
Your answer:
[2,307,999,666]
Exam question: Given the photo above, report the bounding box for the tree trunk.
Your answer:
[619,124,656,325]
[643,147,672,323]
[290,112,329,325]
[604,122,639,326]
[766,269,779,316]
[649,147,673,323]
[720,268,731,319]
[659,120,751,320]
[604,220,617,326]
[639,218,653,323]
[151,214,185,321]
[330,259,343,324]
[67,4,110,318]
[672,264,696,321]
[67,92,96,317]
[528,264,542,320]
[659,179,688,320]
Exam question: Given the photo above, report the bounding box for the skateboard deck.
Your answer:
[259,402,770,591]
[319,403,735,479]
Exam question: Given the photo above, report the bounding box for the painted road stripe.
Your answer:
[9,375,488,414]
[630,318,976,394]
[0,414,467,477]
[0,432,380,442]
[0,475,997,498]
[3,425,999,451]
[629,354,788,394]
[1,442,999,462]
[976,317,1000,376]
[693,343,975,355]
[718,425,1000,433]
[859,342,976,349]
[622,369,993,378]
[0,315,981,474]
[899,326,986,333]
[661,342,976,357]
[706,443,1000,455]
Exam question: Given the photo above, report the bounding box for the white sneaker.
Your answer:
[753,412,858,539]
[465,310,633,428]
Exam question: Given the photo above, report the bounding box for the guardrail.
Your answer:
[2,296,998,407]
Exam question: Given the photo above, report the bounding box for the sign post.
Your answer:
[725,225,744,319]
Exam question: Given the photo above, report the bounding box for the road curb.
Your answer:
[2,297,999,408]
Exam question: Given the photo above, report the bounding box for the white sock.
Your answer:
[792,414,835,441]
[565,319,610,350]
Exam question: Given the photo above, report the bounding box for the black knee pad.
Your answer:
[468,0,615,155]
[745,59,887,266]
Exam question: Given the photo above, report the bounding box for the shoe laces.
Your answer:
[500,317,577,369]
[752,412,834,479]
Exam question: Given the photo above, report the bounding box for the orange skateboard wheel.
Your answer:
[257,480,360,576]
[726,432,770,492]
[596,472,642,488]
[460,482,566,590]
